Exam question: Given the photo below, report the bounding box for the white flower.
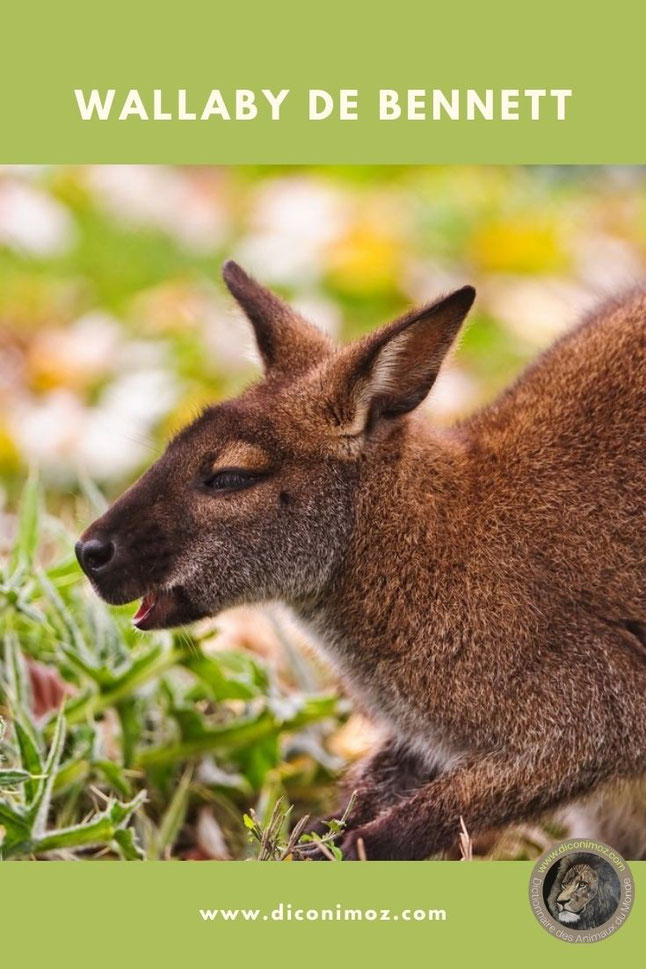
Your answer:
[0,165,51,179]
[0,180,76,256]
[233,233,319,287]
[403,258,469,304]
[426,367,479,421]
[10,370,179,483]
[252,177,347,245]
[234,177,348,285]
[98,368,178,426]
[10,391,86,481]
[202,300,257,371]
[115,339,168,371]
[31,312,121,384]
[78,369,178,480]
[86,166,228,253]
[574,233,644,294]
[291,293,341,339]
[483,276,594,346]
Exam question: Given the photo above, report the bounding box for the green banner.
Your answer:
[1,0,644,163]
[0,860,642,964]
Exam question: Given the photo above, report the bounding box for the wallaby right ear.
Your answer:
[222,261,333,376]
[323,286,475,437]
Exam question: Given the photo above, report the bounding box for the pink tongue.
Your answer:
[133,595,154,625]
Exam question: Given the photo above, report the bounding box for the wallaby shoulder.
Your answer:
[466,287,646,455]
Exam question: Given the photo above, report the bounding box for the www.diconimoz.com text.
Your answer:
[199,904,447,923]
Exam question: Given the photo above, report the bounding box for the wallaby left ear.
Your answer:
[222,260,333,376]
[325,286,475,435]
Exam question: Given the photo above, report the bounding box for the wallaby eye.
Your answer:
[202,468,260,492]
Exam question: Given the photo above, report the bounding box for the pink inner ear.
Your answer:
[323,286,474,430]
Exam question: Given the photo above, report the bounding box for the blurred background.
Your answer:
[3,165,646,504]
[1,165,646,860]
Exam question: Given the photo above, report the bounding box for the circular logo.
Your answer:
[528,839,635,943]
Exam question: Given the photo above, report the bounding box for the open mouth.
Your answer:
[129,584,208,630]
[87,570,208,630]
[132,589,179,630]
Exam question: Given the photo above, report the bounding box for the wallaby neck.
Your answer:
[293,420,473,658]
[288,420,482,752]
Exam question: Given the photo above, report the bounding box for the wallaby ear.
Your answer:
[324,287,475,436]
[222,261,333,376]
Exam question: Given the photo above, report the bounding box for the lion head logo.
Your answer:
[546,853,621,929]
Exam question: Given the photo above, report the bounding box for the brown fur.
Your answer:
[77,262,646,860]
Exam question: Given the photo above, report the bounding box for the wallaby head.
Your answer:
[76,261,475,630]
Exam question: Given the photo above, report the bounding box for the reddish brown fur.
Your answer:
[78,264,646,860]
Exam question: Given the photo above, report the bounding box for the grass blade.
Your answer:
[0,768,31,788]
[154,766,193,859]
[14,720,44,803]
[9,468,40,574]
[29,707,66,836]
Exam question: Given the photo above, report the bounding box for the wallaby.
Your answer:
[76,261,646,860]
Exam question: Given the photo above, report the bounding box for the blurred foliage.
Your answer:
[1,165,645,859]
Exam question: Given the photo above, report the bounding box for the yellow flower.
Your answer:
[0,420,21,473]
[469,217,567,274]
[327,219,403,294]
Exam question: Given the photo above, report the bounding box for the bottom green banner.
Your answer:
[1,860,641,966]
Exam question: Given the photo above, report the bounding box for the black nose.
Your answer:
[75,537,116,575]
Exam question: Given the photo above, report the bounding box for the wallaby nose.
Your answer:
[75,536,116,575]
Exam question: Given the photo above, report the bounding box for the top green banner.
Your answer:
[1,0,644,163]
